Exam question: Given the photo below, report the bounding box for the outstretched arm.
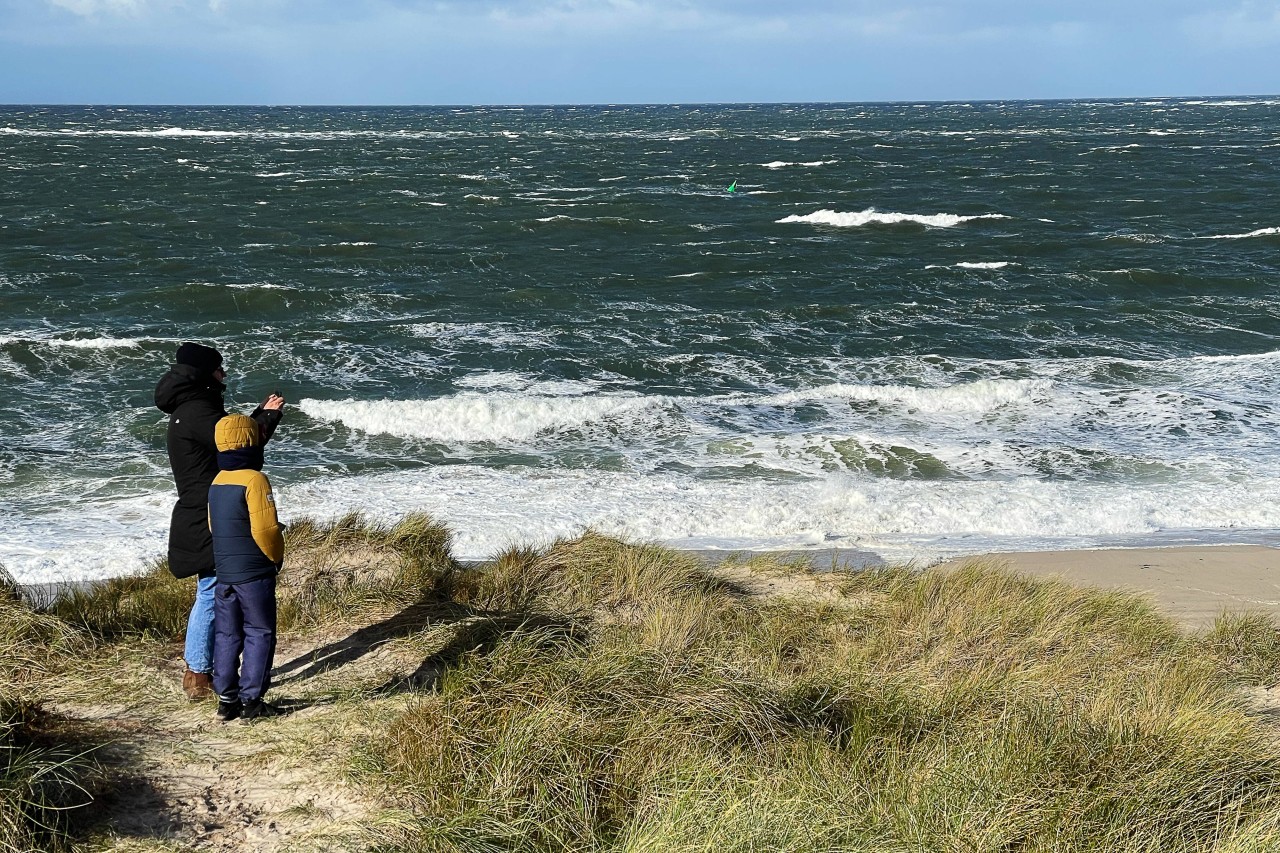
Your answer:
[251,393,286,443]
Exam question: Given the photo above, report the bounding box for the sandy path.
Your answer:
[58,631,412,853]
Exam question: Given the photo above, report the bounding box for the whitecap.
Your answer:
[766,379,1047,414]
[299,392,662,443]
[778,208,1010,229]
[1201,227,1280,240]
[0,335,144,350]
[760,160,836,169]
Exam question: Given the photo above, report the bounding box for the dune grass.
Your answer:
[6,522,1280,852]
[363,543,1280,853]
[0,566,106,853]
[46,512,457,641]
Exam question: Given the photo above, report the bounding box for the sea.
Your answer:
[3,99,1280,584]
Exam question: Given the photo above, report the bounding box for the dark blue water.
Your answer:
[3,99,1280,582]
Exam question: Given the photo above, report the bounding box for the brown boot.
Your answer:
[183,669,214,701]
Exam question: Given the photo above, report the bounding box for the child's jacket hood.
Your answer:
[215,414,263,472]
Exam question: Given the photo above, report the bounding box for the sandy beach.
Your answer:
[945,544,1280,628]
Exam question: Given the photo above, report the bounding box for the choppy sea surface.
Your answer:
[3,99,1280,583]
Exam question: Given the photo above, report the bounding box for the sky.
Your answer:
[2,0,1279,105]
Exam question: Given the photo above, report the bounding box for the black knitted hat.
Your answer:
[175,342,223,376]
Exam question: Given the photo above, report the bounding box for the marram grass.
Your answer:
[363,542,1280,853]
[5,523,1280,852]
[0,566,104,853]
[45,512,457,639]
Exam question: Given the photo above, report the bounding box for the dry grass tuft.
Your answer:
[450,531,722,617]
[41,512,457,639]
[365,550,1280,853]
[47,561,193,642]
[1202,611,1280,687]
[278,512,457,630]
[1,566,106,853]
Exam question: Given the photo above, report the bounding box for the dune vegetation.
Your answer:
[3,514,1280,852]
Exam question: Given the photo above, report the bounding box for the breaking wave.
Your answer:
[778,208,1010,229]
[1201,227,1280,240]
[299,392,664,443]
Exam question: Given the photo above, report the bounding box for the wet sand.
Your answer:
[945,545,1280,628]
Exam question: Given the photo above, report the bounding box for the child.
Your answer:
[208,413,285,722]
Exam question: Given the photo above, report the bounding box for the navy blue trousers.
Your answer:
[212,576,277,703]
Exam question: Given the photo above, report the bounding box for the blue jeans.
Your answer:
[183,574,217,673]
[213,576,278,703]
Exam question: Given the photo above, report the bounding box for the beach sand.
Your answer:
[944,545,1280,628]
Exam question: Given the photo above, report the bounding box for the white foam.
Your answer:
[1197,99,1280,107]
[298,392,662,443]
[778,208,1010,229]
[0,493,171,585]
[0,127,242,138]
[760,160,835,169]
[12,352,1280,580]
[1201,227,1280,240]
[767,379,1048,414]
[955,261,1012,269]
[277,464,1280,564]
[0,335,144,350]
[404,322,556,350]
[454,372,533,391]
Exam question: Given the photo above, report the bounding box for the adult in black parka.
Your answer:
[155,343,284,699]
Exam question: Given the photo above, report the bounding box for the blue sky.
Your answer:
[3,0,1279,104]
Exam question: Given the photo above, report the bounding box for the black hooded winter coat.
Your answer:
[154,364,282,579]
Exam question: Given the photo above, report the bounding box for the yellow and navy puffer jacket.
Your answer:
[208,414,283,584]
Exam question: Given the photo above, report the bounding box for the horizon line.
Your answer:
[3,92,1279,110]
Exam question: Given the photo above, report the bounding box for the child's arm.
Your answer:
[246,472,285,567]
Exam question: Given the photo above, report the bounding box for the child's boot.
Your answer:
[241,698,284,722]
[215,698,241,722]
